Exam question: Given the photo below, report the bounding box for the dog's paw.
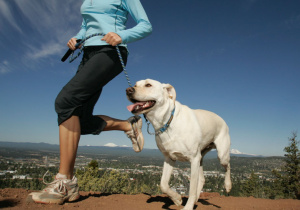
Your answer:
[173,197,182,206]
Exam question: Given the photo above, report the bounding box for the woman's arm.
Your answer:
[117,0,152,44]
[74,19,87,40]
[67,19,86,50]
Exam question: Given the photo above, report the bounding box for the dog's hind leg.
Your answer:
[215,133,232,193]
[195,147,212,202]
[195,163,204,203]
[160,157,182,206]
[183,153,201,210]
[223,163,232,193]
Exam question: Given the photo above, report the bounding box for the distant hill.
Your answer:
[0,141,163,158]
[0,141,273,159]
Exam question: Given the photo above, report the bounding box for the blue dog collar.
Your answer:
[144,106,175,135]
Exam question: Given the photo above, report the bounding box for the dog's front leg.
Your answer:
[160,157,182,206]
[183,154,201,210]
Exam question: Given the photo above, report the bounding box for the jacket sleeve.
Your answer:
[73,19,87,40]
[117,0,152,44]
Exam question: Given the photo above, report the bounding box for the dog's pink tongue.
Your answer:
[127,102,145,112]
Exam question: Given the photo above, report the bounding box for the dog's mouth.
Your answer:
[127,100,156,114]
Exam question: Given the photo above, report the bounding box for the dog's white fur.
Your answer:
[127,79,232,210]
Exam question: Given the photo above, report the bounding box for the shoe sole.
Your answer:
[28,192,80,205]
[130,117,144,152]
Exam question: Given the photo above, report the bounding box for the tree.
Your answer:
[229,177,242,197]
[283,133,300,199]
[272,132,300,199]
[267,170,285,199]
[76,160,131,194]
[88,160,99,169]
[241,171,260,197]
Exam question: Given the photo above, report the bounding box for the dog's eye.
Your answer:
[145,84,152,87]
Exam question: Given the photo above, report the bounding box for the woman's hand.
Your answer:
[67,38,78,50]
[101,32,122,46]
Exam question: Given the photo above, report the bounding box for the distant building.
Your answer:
[44,156,49,167]
[3,170,17,174]
[13,175,28,179]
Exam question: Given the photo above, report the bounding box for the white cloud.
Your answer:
[0,61,11,74]
[14,0,82,39]
[25,42,66,60]
[0,1,22,33]
[2,0,83,69]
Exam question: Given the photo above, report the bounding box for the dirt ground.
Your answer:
[1,188,300,210]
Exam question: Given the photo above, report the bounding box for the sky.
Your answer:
[0,0,299,156]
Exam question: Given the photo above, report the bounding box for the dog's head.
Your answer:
[126,79,176,115]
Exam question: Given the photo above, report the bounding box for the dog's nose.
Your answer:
[126,87,135,96]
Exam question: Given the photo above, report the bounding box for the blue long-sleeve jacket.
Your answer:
[74,0,152,47]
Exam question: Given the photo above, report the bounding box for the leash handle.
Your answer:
[68,33,105,63]
[61,39,82,62]
[61,49,73,62]
[61,33,105,62]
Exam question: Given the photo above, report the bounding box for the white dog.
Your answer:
[126,79,232,210]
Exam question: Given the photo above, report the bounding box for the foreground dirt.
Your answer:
[1,188,300,210]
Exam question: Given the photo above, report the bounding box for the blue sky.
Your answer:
[0,0,299,156]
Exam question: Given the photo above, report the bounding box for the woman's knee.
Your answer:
[55,91,65,114]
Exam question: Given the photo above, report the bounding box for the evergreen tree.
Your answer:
[241,171,260,197]
[230,177,242,197]
[272,133,300,199]
[267,170,285,199]
[88,160,99,169]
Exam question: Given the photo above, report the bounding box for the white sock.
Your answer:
[56,173,68,180]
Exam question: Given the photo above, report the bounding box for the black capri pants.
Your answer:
[55,45,128,135]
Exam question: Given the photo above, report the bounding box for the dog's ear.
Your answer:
[163,84,176,103]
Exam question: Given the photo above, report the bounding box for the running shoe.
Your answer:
[125,116,144,152]
[27,172,80,204]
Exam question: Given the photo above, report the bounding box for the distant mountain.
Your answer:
[103,143,130,148]
[0,141,264,159]
[103,143,119,147]
[0,141,59,151]
[202,149,264,159]
[0,141,163,158]
[230,149,264,157]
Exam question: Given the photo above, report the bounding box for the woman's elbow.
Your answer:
[144,21,153,36]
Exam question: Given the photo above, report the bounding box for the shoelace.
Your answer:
[126,124,141,151]
[42,171,67,193]
[126,129,138,142]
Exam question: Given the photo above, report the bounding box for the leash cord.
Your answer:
[66,33,132,87]
[143,106,176,136]
[145,117,156,135]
